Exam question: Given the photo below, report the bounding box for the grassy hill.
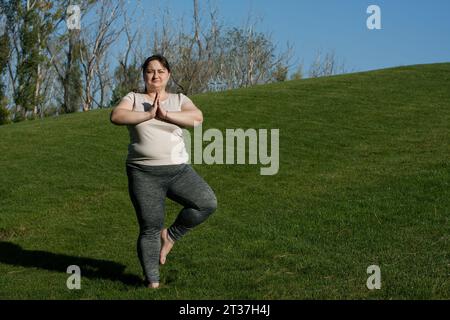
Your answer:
[1,63,449,299]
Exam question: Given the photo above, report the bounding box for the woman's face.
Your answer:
[143,60,170,92]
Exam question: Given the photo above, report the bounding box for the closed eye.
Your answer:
[146,69,166,74]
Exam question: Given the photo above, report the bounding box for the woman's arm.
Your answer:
[159,100,203,128]
[110,97,156,125]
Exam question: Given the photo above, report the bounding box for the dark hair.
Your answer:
[142,54,171,74]
[141,54,184,93]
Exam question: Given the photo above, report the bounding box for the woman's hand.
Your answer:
[155,96,168,121]
[147,92,160,120]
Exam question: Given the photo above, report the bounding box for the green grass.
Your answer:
[1,63,449,299]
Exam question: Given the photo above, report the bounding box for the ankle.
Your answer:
[165,229,175,244]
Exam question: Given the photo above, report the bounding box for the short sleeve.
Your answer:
[179,93,193,108]
[122,92,135,103]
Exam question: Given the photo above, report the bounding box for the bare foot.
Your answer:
[147,282,160,289]
[160,228,174,265]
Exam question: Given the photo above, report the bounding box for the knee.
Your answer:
[199,192,217,215]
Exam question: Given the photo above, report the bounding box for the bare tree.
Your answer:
[79,0,124,111]
[107,0,146,107]
[93,54,113,108]
[166,0,225,94]
[46,0,97,114]
[309,49,349,78]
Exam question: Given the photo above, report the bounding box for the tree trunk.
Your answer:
[83,83,91,112]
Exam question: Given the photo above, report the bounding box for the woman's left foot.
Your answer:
[160,228,174,265]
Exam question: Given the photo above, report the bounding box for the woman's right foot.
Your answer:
[160,228,174,265]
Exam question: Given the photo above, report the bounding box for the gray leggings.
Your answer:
[126,162,217,283]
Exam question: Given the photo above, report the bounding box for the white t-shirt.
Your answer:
[122,92,192,166]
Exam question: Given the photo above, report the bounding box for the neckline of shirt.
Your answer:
[139,92,175,103]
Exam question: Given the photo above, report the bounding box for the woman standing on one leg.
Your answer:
[110,54,217,289]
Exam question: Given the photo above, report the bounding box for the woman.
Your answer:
[110,54,217,289]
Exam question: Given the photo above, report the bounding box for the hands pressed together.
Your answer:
[148,91,169,121]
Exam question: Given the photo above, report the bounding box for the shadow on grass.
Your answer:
[0,241,143,287]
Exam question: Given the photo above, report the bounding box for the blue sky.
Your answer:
[137,0,450,75]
